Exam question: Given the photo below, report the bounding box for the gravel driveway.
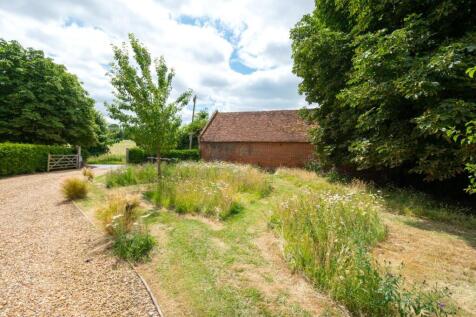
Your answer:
[0,169,159,317]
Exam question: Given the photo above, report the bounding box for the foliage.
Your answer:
[86,111,112,156]
[107,33,192,176]
[97,193,155,261]
[107,123,126,143]
[113,231,156,262]
[272,169,456,316]
[61,177,88,200]
[82,167,94,181]
[105,164,157,187]
[96,193,141,235]
[292,1,476,187]
[0,39,97,147]
[0,142,74,176]
[177,110,209,149]
[127,147,199,164]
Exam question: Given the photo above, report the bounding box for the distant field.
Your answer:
[87,140,135,164]
[109,140,136,155]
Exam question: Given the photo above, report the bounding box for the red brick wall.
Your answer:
[200,142,314,168]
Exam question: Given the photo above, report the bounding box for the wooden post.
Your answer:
[126,148,129,164]
[47,154,51,172]
[76,146,81,168]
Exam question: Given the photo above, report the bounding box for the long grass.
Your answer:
[148,162,270,219]
[96,193,155,261]
[105,164,157,187]
[87,153,125,165]
[272,168,455,316]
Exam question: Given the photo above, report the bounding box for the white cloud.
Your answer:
[0,0,313,122]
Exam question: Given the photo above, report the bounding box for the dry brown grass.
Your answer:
[373,213,476,315]
[61,177,88,200]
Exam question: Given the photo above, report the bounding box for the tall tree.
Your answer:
[107,33,192,176]
[86,110,112,156]
[0,39,97,147]
[292,0,476,187]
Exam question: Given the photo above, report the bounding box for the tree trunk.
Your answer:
[157,147,161,178]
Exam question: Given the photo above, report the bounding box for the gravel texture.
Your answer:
[0,169,159,317]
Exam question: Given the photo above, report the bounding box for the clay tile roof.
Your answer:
[199,110,311,143]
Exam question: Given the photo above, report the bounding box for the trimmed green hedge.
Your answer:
[0,142,74,177]
[127,147,200,164]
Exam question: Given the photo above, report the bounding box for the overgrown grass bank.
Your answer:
[107,162,271,219]
[272,169,456,316]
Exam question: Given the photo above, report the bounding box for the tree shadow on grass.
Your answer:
[401,217,476,250]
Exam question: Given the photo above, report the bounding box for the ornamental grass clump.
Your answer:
[96,193,155,261]
[271,187,455,316]
[82,167,94,181]
[61,177,88,200]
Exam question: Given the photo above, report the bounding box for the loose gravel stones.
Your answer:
[0,170,159,317]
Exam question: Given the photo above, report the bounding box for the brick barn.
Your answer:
[199,110,314,168]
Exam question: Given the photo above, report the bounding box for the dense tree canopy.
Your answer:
[292,1,476,185]
[0,39,97,147]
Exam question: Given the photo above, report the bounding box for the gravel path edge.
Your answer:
[71,201,165,317]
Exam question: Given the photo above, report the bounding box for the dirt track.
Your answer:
[0,169,158,316]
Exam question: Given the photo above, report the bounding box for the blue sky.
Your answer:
[0,0,314,122]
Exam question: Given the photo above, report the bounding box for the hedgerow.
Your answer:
[127,147,199,164]
[0,142,74,177]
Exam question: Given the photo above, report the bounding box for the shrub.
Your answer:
[127,147,148,164]
[113,231,156,262]
[127,147,199,164]
[0,142,74,177]
[82,167,94,181]
[96,193,141,235]
[61,177,88,200]
[271,186,455,315]
[96,193,155,262]
[105,164,157,187]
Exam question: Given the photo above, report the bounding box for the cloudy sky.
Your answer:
[0,0,314,122]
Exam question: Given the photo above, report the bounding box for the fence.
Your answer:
[47,146,81,172]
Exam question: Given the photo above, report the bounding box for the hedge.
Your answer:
[127,147,200,164]
[0,142,75,177]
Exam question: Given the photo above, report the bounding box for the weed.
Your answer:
[61,177,88,200]
[113,230,156,262]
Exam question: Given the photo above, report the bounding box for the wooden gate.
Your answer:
[47,147,82,172]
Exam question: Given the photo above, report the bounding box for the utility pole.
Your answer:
[189,95,197,149]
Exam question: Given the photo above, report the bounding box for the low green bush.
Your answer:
[0,142,74,176]
[61,177,88,200]
[127,147,199,164]
[113,231,156,262]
